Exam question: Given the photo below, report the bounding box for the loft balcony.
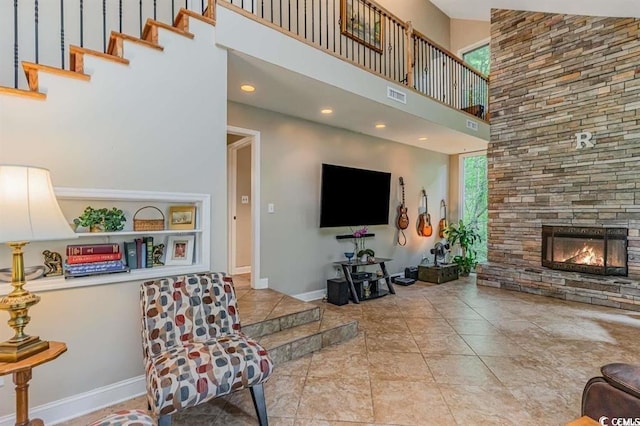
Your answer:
[0,0,489,153]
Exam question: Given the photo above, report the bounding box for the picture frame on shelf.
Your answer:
[340,0,384,53]
[165,235,195,266]
[168,205,196,230]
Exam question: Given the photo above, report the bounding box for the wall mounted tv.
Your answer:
[319,163,392,228]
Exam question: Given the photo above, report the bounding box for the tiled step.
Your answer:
[235,287,359,364]
[257,313,359,365]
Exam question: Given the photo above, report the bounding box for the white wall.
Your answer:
[228,101,449,296]
[377,0,451,49]
[0,20,227,421]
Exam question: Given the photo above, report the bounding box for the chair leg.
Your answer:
[158,414,172,426]
[249,383,268,426]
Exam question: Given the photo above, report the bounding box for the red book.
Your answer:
[66,253,123,264]
[66,244,120,256]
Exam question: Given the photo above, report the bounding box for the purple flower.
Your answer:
[352,226,368,238]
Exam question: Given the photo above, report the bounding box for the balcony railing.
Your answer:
[1,0,489,122]
[220,0,489,121]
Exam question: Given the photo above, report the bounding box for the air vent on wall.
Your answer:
[387,87,407,104]
[466,119,478,131]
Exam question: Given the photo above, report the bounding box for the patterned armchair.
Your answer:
[141,273,273,425]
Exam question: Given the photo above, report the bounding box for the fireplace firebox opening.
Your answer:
[542,226,628,276]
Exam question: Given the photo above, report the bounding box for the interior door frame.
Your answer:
[227,125,266,289]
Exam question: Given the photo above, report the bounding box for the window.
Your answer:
[460,152,488,263]
[462,43,490,76]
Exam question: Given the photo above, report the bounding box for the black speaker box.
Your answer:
[327,278,349,306]
[404,267,418,280]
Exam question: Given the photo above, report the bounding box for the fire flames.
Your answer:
[563,244,604,266]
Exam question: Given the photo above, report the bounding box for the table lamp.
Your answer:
[0,165,76,362]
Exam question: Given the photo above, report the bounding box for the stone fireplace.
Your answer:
[476,10,640,311]
[541,226,627,276]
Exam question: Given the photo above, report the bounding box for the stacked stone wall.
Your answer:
[478,10,640,310]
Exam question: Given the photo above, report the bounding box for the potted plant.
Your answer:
[74,206,126,232]
[444,219,482,276]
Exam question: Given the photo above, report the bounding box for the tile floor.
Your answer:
[59,275,640,425]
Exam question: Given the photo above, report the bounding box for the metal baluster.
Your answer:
[13,0,18,88]
[60,0,65,68]
[139,0,143,37]
[325,0,328,49]
[271,0,273,23]
[172,0,175,18]
[154,0,157,20]
[80,0,84,47]
[201,0,204,14]
[311,0,314,43]
[279,0,282,27]
[261,0,264,19]
[318,0,321,46]
[102,0,107,52]
[304,0,307,38]
[288,0,291,30]
[119,0,123,33]
[34,0,39,64]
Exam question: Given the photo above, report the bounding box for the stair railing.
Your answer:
[1,0,210,89]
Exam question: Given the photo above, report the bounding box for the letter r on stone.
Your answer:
[575,131,594,149]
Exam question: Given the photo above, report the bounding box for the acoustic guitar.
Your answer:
[417,189,432,237]
[397,177,410,230]
[438,199,448,238]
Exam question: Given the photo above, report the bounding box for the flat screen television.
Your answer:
[319,163,392,228]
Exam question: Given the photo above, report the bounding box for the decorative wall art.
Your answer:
[340,0,383,53]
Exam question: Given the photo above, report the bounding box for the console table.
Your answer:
[0,341,67,426]
[333,258,395,303]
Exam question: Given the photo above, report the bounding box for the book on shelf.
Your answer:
[66,252,123,264]
[64,260,129,278]
[66,243,120,256]
[144,236,153,268]
[135,238,144,268]
[124,242,137,269]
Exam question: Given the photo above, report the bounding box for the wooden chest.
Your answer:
[418,264,459,284]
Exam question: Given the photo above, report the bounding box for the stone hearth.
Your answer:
[477,10,640,310]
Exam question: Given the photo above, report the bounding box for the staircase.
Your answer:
[0,5,214,99]
[237,288,358,364]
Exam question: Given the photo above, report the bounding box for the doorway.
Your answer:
[227,126,266,289]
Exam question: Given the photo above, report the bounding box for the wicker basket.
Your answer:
[133,206,165,231]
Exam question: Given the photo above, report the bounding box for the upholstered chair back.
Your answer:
[140,273,241,359]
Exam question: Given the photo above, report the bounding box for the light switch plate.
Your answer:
[268,203,275,213]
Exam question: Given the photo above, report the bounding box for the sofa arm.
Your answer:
[601,363,640,399]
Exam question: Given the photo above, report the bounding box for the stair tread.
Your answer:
[175,8,216,27]
[110,31,164,52]
[22,62,90,81]
[238,288,319,327]
[0,86,46,100]
[143,19,195,41]
[69,46,129,65]
[257,316,357,349]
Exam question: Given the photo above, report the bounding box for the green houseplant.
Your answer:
[74,206,126,232]
[444,219,482,276]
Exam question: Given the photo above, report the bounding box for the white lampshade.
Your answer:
[0,165,77,243]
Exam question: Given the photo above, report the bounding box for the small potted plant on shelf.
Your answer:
[73,206,126,232]
[444,219,481,276]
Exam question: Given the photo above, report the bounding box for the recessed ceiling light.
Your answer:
[240,84,255,92]
[418,137,428,141]
[321,108,333,114]
[375,123,386,129]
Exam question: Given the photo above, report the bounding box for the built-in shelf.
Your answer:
[0,187,211,296]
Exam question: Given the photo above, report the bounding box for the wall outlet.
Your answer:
[241,195,249,204]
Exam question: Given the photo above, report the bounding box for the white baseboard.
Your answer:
[253,277,268,289]
[0,375,147,426]
[294,289,326,302]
